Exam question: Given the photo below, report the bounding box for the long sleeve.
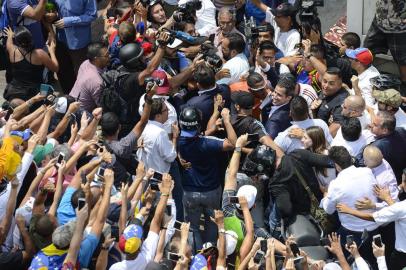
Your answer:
[164,200,176,246]
[157,133,177,163]
[16,152,34,193]
[321,180,338,215]
[63,0,97,27]
[377,256,388,270]
[355,256,371,270]
[292,149,334,168]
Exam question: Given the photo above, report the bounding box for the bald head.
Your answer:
[363,145,383,168]
[342,95,366,118]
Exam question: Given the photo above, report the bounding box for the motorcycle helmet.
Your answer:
[242,145,276,177]
[119,43,144,70]
[370,74,401,91]
[179,106,202,131]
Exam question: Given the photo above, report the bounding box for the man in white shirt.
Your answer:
[178,0,216,37]
[216,33,249,85]
[275,96,332,153]
[322,146,380,267]
[331,118,375,157]
[136,99,178,173]
[346,48,380,107]
[341,95,371,129]
[373,88,406,129]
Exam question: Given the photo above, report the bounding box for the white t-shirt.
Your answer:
[373,200,406,253]
[178,0,216,37]
[216,53,250,85]
[355,65,380,107]
[109,231,160,270]
[265,8,300,56]
[332,128,375,157]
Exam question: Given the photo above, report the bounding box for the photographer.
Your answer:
[178,0,216,37]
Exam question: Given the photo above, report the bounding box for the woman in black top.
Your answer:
[3,26,59,101]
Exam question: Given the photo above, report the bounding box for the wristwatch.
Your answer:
[234,146,242,153]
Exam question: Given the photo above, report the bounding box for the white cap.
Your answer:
[55,97,68,114]
[225,230,238,255]
[236,185,257,209]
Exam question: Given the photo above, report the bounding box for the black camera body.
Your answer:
[173,0,202,23]
[243,16,272,45]
[200,43,222,71]
[299,0,324,20]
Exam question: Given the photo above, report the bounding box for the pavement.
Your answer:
[0,0,347,105]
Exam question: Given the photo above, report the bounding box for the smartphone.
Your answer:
[40,84,54,96]
[167,252,181,261]
[152,171,162,181]
[253,250,264,264]
[373,234,383,247]
[5,107,13,121]
[70,113,77,123]
[260,239,267,252]
[166,205,172,216]
[97,166,106,177]
[78,198,86,210]
[290,243,300,257]
[229,196,239,204]
[45,94,56,106]
[247,133,259,141]
[111,225,120,242]
[293,256,304,266]
[346,235,354,247]
[174,220,182,230]
[123,173,131,184]
[150,181,160,191]
[57,153,65,165]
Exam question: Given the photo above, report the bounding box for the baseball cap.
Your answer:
[345,48,373,66]
[33,143,55,165]
[119,224,143,254]
[55,97,68,114]
[52,221,76,249]
[190,254,208,270]
[373,88,402,108]
[236,185,257,209]
[231,91,255,110]
[271,3,295,17]
[151,70,170,95]
[10,128,32,145]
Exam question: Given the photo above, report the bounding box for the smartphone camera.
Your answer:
[150,180,160,191]
[260,239,267,252]
[77,198,86,210]
[228,196,239,204]
[57,153,65,165]
[290,243,300,257]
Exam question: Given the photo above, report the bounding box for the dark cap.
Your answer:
[232,91,255,110]
[271,3,295,17]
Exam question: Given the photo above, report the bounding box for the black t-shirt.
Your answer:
[231,114,268,140]
[120,72,145,132]
[316,88,349,125]
[0,250,25,270]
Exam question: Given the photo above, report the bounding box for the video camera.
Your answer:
[200,43,222,72]
[173,0,202,23]
[299,0,324,21]
[243,16,273,45]
[160,28,207,46]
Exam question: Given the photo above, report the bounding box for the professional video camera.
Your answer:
[243,16,274,43]
[299,0,324,21]
[201,43,223,72]
[160,28,207,46]
[173,0,202,23]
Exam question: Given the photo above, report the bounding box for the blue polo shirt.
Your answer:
[8,0,44,48]
[54,0,97,49]
[178,135,224,192]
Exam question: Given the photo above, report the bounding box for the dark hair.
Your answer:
[118,21,136,44]
[194,65,216,89]
[225,33,245,54]
[277,75,296,97]
[377,111,396,133]
[147,2,165,24]
[259,40,278,54]
[14,26,34,52]
[259,22,275,38]
[149,98,165,120]
[329,146,352,169]
[87,42,107,61]
[325,67,342,79]
[306,126,327,176]
[35,215,55,238]
[290,96,308,121]
[341,117,361,142]
[101,112,120,136]
[71,189,85,209]
[310,44,325,59]
[342,32,361,49]
[247,72,265,88]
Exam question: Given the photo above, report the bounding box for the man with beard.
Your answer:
[217,33,249,86]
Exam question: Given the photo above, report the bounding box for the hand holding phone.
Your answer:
[152,171,162,181]
[228,196,239,204]
[57,153,65,166]
[373,234,382,247]
[253,250,264,264]
[346,235,354,247]
[77,198,86,210]
[290,243,300,257]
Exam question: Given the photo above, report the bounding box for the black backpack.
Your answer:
[99,68,130,122]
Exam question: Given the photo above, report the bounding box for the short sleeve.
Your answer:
[56,187,77,225]
[7,0,29,16]
[250,120,268,138]
[79,233,100,268]
[203,137,224,153]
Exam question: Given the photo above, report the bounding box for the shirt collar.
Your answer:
[198,85,217,95]
[291,118,310,125]
[148,120,165,128]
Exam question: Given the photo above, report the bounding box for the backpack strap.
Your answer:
[293,167,319,205]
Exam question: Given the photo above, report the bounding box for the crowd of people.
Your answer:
[0,0,406,269]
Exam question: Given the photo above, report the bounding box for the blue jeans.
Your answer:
[268,202,282,239]
[169,161,184,221]
[183,185,222,252]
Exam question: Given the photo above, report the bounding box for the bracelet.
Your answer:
[161,193,170,197]
[234,146,242,153]
[101,246,109,250]
[161,226,167,230]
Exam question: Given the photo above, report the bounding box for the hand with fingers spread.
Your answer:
[288,127,305,139]
[121,182,129,198]
[355,197,375,210]
[374,185,392,203]
[325,232,345,257]
[215,69,231,81]
[336,203,353,214]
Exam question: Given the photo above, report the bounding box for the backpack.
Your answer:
[99,68,130,122]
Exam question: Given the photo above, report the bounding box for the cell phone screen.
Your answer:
[229,196,239,204]
[78,198,86,210]
[111,225,120,242]
[373,234,382,247]
[167,252,181,261]
[97,167,105,177]
[174,220,182,230]
[153,171,162,181]
[346,235,354,247]
[247,133,259,141]
[260,239,267,252]
[290,243,300,257]
[150,181,160,191]
[166,205,172,216]
[40,83,49,96]
[253,251,264,264]
[57,153,64,164]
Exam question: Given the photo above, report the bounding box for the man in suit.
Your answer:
[265,76,294,138]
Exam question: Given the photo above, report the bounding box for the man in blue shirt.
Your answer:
[178,106,236,251]
[53,0,97,93]
[7,0,46,49]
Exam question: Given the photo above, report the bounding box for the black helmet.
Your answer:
[370,74,401,91]
[179,106,201,131]
[119,43,144,70]
[242,145,276,177]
